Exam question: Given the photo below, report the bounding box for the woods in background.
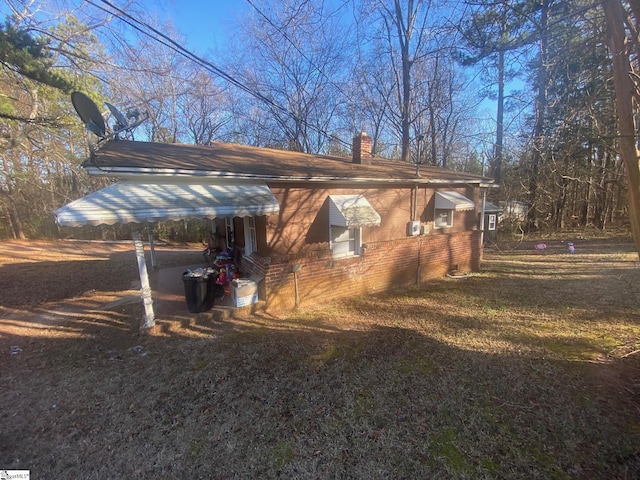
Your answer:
[0,0,636,241]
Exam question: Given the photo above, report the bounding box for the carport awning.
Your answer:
[329,194,381,228]
[435,191,475,211]
[54,182,280,227]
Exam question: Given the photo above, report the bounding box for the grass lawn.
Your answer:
[0,237,639,479]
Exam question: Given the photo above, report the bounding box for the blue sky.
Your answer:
[0,1,505,126]
[0,1,245,52]
[155,0,249,52]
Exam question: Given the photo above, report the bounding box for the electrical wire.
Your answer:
[89,0,607,156]
[87,0,352,150]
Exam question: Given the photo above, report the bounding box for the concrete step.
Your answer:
[154,300,265,333]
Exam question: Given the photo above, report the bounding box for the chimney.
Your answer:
[352,132,372,165]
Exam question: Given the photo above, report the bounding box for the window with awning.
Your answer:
[434,191,474,229]
[328,194,380,258]
[54,182,280,227]
[434,191,475,211]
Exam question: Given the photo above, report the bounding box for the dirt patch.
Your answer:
[1,238,639,479]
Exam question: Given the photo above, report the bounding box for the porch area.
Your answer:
[148,261,263,331]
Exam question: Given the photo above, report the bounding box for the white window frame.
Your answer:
[330,225,362,258]
[487,214,497,231]
[434,208,453,229]
[243,217,257,256]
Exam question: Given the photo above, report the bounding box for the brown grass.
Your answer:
[0,237,639,479]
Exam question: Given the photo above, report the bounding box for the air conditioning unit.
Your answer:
[421,224,430,235]
[407,220,421,236]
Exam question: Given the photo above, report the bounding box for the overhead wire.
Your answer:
[87,0,352,150]
[88,0,606,155]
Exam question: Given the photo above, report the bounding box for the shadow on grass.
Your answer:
[0,241,639,478]
[0,245,205,308]
[1,317,639,479]
[0,252,138,307]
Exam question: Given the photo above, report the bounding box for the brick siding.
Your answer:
[241,231,482,311]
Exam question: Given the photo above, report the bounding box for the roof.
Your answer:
[54,181,279,227]
[83,140,493,186]
[483,201,502,213]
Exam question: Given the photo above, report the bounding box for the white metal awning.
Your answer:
[328,194,381,228]
[435,191,475,211]
[54,182,280,227]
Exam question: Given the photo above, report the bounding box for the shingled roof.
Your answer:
[83,139,492,185]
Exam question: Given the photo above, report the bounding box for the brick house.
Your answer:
[56,133,495,314]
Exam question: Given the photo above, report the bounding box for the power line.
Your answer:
[87,0,351,150]
[90,0,606,156]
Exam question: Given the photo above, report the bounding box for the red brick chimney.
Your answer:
[352,132,372,165]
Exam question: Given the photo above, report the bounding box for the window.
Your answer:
[488,214,496,231]
[243,217,257,256]
[433,191,474,229]
[330,225,361,258]
[434,209,453,228]
[327,194,379,259]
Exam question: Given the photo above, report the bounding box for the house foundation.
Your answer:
[241,231,482,311]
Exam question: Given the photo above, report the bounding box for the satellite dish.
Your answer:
[71,92,148,145]
[71,91,106,138]
[106,102,149,140]
[106,102,129,131]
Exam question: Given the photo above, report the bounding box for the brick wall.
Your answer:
[243,231,482,312]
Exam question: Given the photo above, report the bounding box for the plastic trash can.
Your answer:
[182,271,213,313]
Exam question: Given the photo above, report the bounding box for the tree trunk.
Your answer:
[398,0,413,163]
[527,0,549,232]
[3,195,26,240]
[604,0,640,257]
[593,145,610,228]
[429,53,439,166]
[494,49,505,184]
[429,100,437,166]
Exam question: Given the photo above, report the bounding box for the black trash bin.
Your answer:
[205,273,217,307]
[183,271,214,313]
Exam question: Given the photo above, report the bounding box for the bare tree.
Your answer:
[106,28,196,143]
[179,70,230,145]
[231,0,351,153]
[362,0,437,162]
[411,50,468,168]
[348,42,396,157]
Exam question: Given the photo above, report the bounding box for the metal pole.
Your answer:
[416,238,422,285]
[133,229,155,331]
[147,224,157,270]
[480,190,487,248]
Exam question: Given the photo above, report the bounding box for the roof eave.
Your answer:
[83,166,492,186]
